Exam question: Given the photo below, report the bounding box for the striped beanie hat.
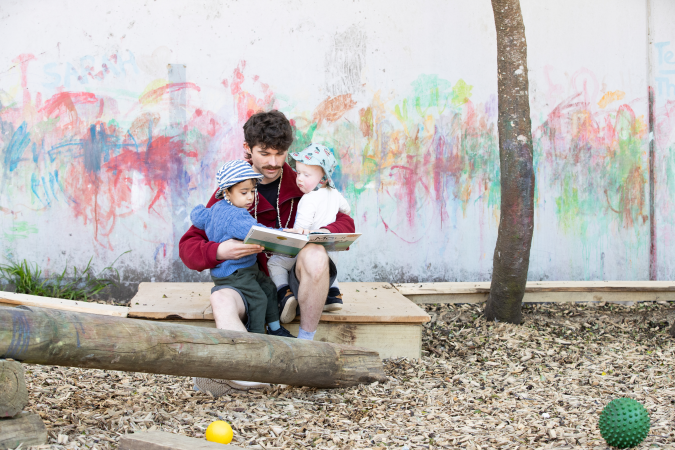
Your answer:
[215,160,263,200]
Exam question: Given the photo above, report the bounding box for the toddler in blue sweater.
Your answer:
[190,160,295,338]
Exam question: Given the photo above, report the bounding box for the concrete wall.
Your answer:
[651,0,675,279]
[0,0,671,300]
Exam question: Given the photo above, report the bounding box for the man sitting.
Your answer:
[179,110,355,393]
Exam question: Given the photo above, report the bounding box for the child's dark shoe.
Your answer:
[324,287,343,312]
[267,325,296,338]
[278,287,298,323]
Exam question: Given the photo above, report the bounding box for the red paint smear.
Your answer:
[188,109,222,138]
[106,135,198,213]
[390,160,431,227]
[379,212,424,244]
[13,54,35,107]
[40,91,98,118]
[97,98,105,119]
[231,61,246,95]
[139,82,201,104]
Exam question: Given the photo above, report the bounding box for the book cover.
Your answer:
[243,227,308,257]
[243,226,361,256]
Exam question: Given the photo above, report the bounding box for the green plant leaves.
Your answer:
[0,251,129,301]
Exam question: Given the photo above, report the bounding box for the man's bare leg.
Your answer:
[295,244,330,335]
[210,288,248,332]
[194,288,268,393]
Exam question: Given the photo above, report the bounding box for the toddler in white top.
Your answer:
[268,144,351,323]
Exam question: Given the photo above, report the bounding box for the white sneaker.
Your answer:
[193,377,270,397]
[279,291,298,324]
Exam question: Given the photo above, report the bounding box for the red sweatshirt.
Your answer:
[178,163,355,273]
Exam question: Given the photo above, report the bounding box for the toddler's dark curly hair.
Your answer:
[243,110,293,152]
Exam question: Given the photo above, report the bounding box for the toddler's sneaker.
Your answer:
[278,287,298,323]
[267,325,296,338]
[324,287,343,312]
[193,377,269,396]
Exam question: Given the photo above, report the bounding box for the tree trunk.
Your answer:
[670,321,675,338]
[0,359,28,418]
[484,0,535,324]
[0,306,386,388]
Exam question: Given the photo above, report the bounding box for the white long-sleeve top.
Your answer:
[294,187,351,231]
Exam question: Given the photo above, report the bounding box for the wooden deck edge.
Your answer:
[402,291,675,304]
[0,291,129,317]
[394,281,675,295]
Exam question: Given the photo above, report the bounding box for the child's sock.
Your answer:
[268,321,281,331]
[297,327,316,341]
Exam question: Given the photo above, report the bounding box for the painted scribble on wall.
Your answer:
[0,28,669,297]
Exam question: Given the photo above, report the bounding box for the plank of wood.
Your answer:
[285,323,423,359]
[394,281,675,296]
[0,305,386,388]
[119,430,244,450]
[130,282,430,324]
[403,293,489,304]
[156,320,423,360]
[128,283,213,319]
[0,360,27,418]
[0,412,47,449]
[403,290,675,304]
[313,283,429,323]
[0,291,128,317]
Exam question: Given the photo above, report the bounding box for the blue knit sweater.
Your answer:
[190,201,275,278]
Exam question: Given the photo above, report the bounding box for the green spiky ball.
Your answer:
[598,398,650,449]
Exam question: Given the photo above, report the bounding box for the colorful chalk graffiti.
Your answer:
[0,49,669,288]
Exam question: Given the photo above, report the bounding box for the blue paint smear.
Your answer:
[84,124,103,173]
[31,141,38,163]
[41,176,51,206]
[49,171,60,202]
[153,243,166,261]
[31,173,43,204]
[4,310,30,359]
[4,122,31,171]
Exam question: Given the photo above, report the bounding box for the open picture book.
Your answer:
[243,226,362,257]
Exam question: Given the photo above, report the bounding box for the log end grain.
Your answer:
[0,359,28,418]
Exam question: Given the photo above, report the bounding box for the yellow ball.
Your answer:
[205,420,233,444]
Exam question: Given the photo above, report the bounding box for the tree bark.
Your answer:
[670,321,675,338]
[484,0,535,324]
[0,359,27,418]
[0,306,386,388]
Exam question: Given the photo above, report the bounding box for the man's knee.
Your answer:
[210,289,245,318]
[297,244,329,277]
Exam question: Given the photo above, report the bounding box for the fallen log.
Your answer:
[0,305,386,388]
[0,359,28,418]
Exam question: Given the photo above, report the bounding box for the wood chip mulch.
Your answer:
[22,301,675,449]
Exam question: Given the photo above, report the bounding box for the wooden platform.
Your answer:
[128,282,431,359]
[0,291,128,317]
[394,281,675,304]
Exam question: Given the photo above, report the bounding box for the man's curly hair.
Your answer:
[243,110,294,152]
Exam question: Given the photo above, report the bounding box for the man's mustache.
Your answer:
[261,165,282,170]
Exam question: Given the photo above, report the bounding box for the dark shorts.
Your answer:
[211,263,279,334]
[211,284,251,330]
[288,257,337,298]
